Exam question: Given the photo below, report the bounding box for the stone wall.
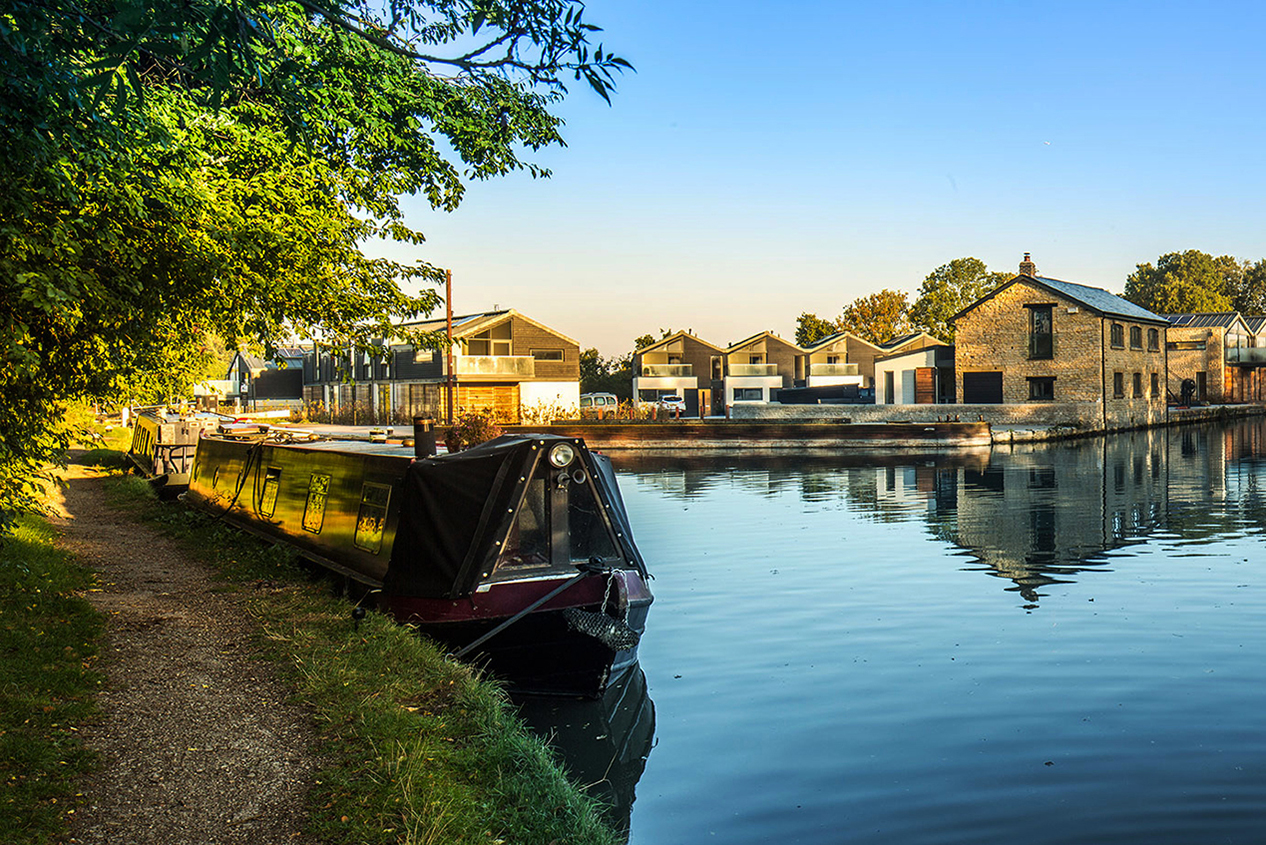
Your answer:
[731,401,1104,430]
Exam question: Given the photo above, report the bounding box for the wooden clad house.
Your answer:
[304,310,580,423]
[631,331,724,416]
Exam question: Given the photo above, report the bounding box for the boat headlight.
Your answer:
[548,442,576,468]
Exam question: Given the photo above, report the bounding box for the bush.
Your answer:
[444,411,503,452]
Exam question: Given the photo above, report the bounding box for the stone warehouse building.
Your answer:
[952,255,1170,430]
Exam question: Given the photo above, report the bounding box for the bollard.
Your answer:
[413,416,437,457]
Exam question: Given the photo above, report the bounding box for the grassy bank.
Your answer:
[0,514,104,844]
[105,472,620,845]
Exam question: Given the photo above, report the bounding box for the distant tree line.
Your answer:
[796,250,1266,350]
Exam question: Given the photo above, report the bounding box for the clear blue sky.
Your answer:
[379,0,1266,357]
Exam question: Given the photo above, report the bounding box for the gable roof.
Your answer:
[877,331,947,350]
[952,274,1167,325]
[1244,316,1266,334]
[637,330,723,355]
[395,309,578,347]
[1165,313,1247,330]
[802,330,880,353]
[724,330,797,354]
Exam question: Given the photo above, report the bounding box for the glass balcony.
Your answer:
[452,355,535,377]
[809,363,859,376]
[728,364,779,377]
[642,364,693,377]
[1028,333,1056,360]
[1226,347,1266,365]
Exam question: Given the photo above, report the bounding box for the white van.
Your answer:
[580,393,619,417]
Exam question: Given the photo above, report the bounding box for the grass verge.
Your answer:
[105,471,620,845]
[0,514,104,844]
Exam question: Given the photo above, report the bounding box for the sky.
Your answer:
[375,0,1266,357]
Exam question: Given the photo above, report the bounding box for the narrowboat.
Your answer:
[126,407,234,492]
[183,429,653,697]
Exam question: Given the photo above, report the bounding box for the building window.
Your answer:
[1151,372,1160,398]
[531,349,564,361]
[1113,371,1125,398]
[749,354,764,365]
[1129,326,1143,349]
[711,356,722,380]
[1110,323,1125,348]
[1168,339,1207,351]
[1027,377,1055,401]
[1147,328,1160,351]
[1028,305,1053,359]
[826,355,840,364]
[734,387,764,401]
[1133,372,1143,398]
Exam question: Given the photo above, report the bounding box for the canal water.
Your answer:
[520,417,1266,844]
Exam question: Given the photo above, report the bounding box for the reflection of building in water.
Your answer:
[929,429,1170,604]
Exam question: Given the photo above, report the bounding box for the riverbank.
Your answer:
[497,404,1266,451]
[14,449,620,845]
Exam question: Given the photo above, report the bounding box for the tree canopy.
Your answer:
[908,257,1009,342]
[838,289,912,345]
[0,0,629,522]
[795,312,841,347]
[1124,251,1239,315]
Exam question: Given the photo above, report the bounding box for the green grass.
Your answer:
[0,515,104,844]
[107,475,620,845]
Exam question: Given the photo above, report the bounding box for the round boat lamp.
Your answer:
[548,442,576,468]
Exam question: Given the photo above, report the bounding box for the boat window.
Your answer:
[567,473,619,564]
[497,478,551,573]
[353,482,391,554]
[259,467,282,518]
[303,473,331,534]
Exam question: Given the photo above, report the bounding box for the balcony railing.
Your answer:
[641,364,693,377]
[1226,347,1266,365]
[728,364,779,377]
[1028,333,1056,360]
[452,355,535,377]
[809,363,859,376]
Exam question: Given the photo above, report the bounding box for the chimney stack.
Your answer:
[1019,252,1037,277]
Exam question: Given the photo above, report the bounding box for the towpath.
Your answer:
[49,465,317,844]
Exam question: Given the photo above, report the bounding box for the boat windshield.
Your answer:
[490,458,620,581]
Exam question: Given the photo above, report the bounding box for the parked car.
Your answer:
[656,394,686,413]
[580,393,619,417]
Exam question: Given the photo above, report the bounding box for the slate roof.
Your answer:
[952,274,1167,325]
[1032,276,1166,323]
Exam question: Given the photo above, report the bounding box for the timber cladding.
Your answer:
[507,315,579,381]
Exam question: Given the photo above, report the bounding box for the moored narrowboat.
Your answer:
[127,407,234,491]
[183,429,652,697]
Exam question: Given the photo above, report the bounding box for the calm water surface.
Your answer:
[524,418,1266,844]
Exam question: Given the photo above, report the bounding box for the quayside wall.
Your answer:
[503,421,992,451]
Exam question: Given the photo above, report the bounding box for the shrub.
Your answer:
[444,411,503,452]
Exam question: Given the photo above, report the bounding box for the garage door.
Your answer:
[962,371,1003,404]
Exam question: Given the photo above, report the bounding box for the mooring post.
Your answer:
[413,417,436,457]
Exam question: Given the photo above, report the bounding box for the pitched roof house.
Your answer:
[952,254,1168,429]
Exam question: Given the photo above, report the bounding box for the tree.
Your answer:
[0,0,630,523]
[908,258,1010,342]
[579,348,632,400]
[838,290,912,345]
[795,312,841,347]
[1232,260,1266,316]
[1124,251,1240,315]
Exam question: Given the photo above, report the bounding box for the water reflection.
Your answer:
[513,666,655,840]
[613,418,1266,606]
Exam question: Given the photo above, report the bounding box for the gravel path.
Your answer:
[50,467,318,844]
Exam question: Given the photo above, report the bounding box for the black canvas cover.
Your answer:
[383,434,647,599]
